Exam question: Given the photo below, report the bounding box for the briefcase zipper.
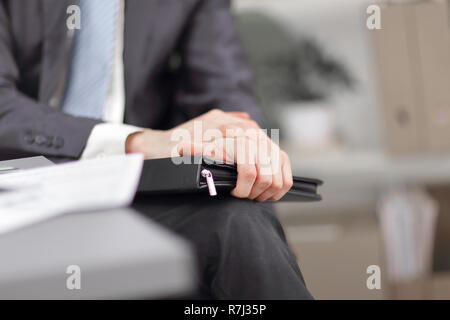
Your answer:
[201,169,217,197]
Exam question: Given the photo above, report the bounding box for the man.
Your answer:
[0,0,312,299]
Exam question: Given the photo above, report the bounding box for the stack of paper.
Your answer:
[0,154,144,234]
[377,187,438,283]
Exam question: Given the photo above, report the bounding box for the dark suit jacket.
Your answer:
[0,0,262,161]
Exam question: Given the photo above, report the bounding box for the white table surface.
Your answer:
[0,208,195,299]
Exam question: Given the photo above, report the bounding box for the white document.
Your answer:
[0,154,144,234]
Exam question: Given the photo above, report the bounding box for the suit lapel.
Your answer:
[39,0,78,106]
[123,0,162,102]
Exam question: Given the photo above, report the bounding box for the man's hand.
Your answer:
[126,109,293,202]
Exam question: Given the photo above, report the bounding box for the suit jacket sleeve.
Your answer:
[0,3,100,161]
[175,0,264,126]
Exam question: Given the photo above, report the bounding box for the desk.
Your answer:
[0,208,195,299]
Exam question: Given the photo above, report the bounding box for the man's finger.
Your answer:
[248,138,273,200]
[227,112,250,119]
[271,152,293,201]
[254,144,284,202]
[231,137,257,198]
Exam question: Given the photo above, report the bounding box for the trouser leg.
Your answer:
[133,195,313,300]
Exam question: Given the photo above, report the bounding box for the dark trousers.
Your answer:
[133,194,313,300]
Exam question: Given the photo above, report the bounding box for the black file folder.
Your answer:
[137,156,322,202]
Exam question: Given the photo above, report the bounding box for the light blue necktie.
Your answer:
[61,0,119,120]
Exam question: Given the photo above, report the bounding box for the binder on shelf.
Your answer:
[411,0,450,152]
[372,3,423,154]
[372,0,450,155]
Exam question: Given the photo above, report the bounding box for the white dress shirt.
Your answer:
[80,0,142,159]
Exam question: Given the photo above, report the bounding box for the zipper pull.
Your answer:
[201,169,217,196]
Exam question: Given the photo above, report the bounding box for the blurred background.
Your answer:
[232,0,450,299]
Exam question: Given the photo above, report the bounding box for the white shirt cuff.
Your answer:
[81,123,143,159]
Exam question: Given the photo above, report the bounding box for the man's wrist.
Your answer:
[125,131,144,154]
[125,129,177,159]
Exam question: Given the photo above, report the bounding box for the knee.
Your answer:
[210,199,283,242]
[213,198,269,222]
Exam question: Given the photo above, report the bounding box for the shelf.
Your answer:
[286,147,450,188]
